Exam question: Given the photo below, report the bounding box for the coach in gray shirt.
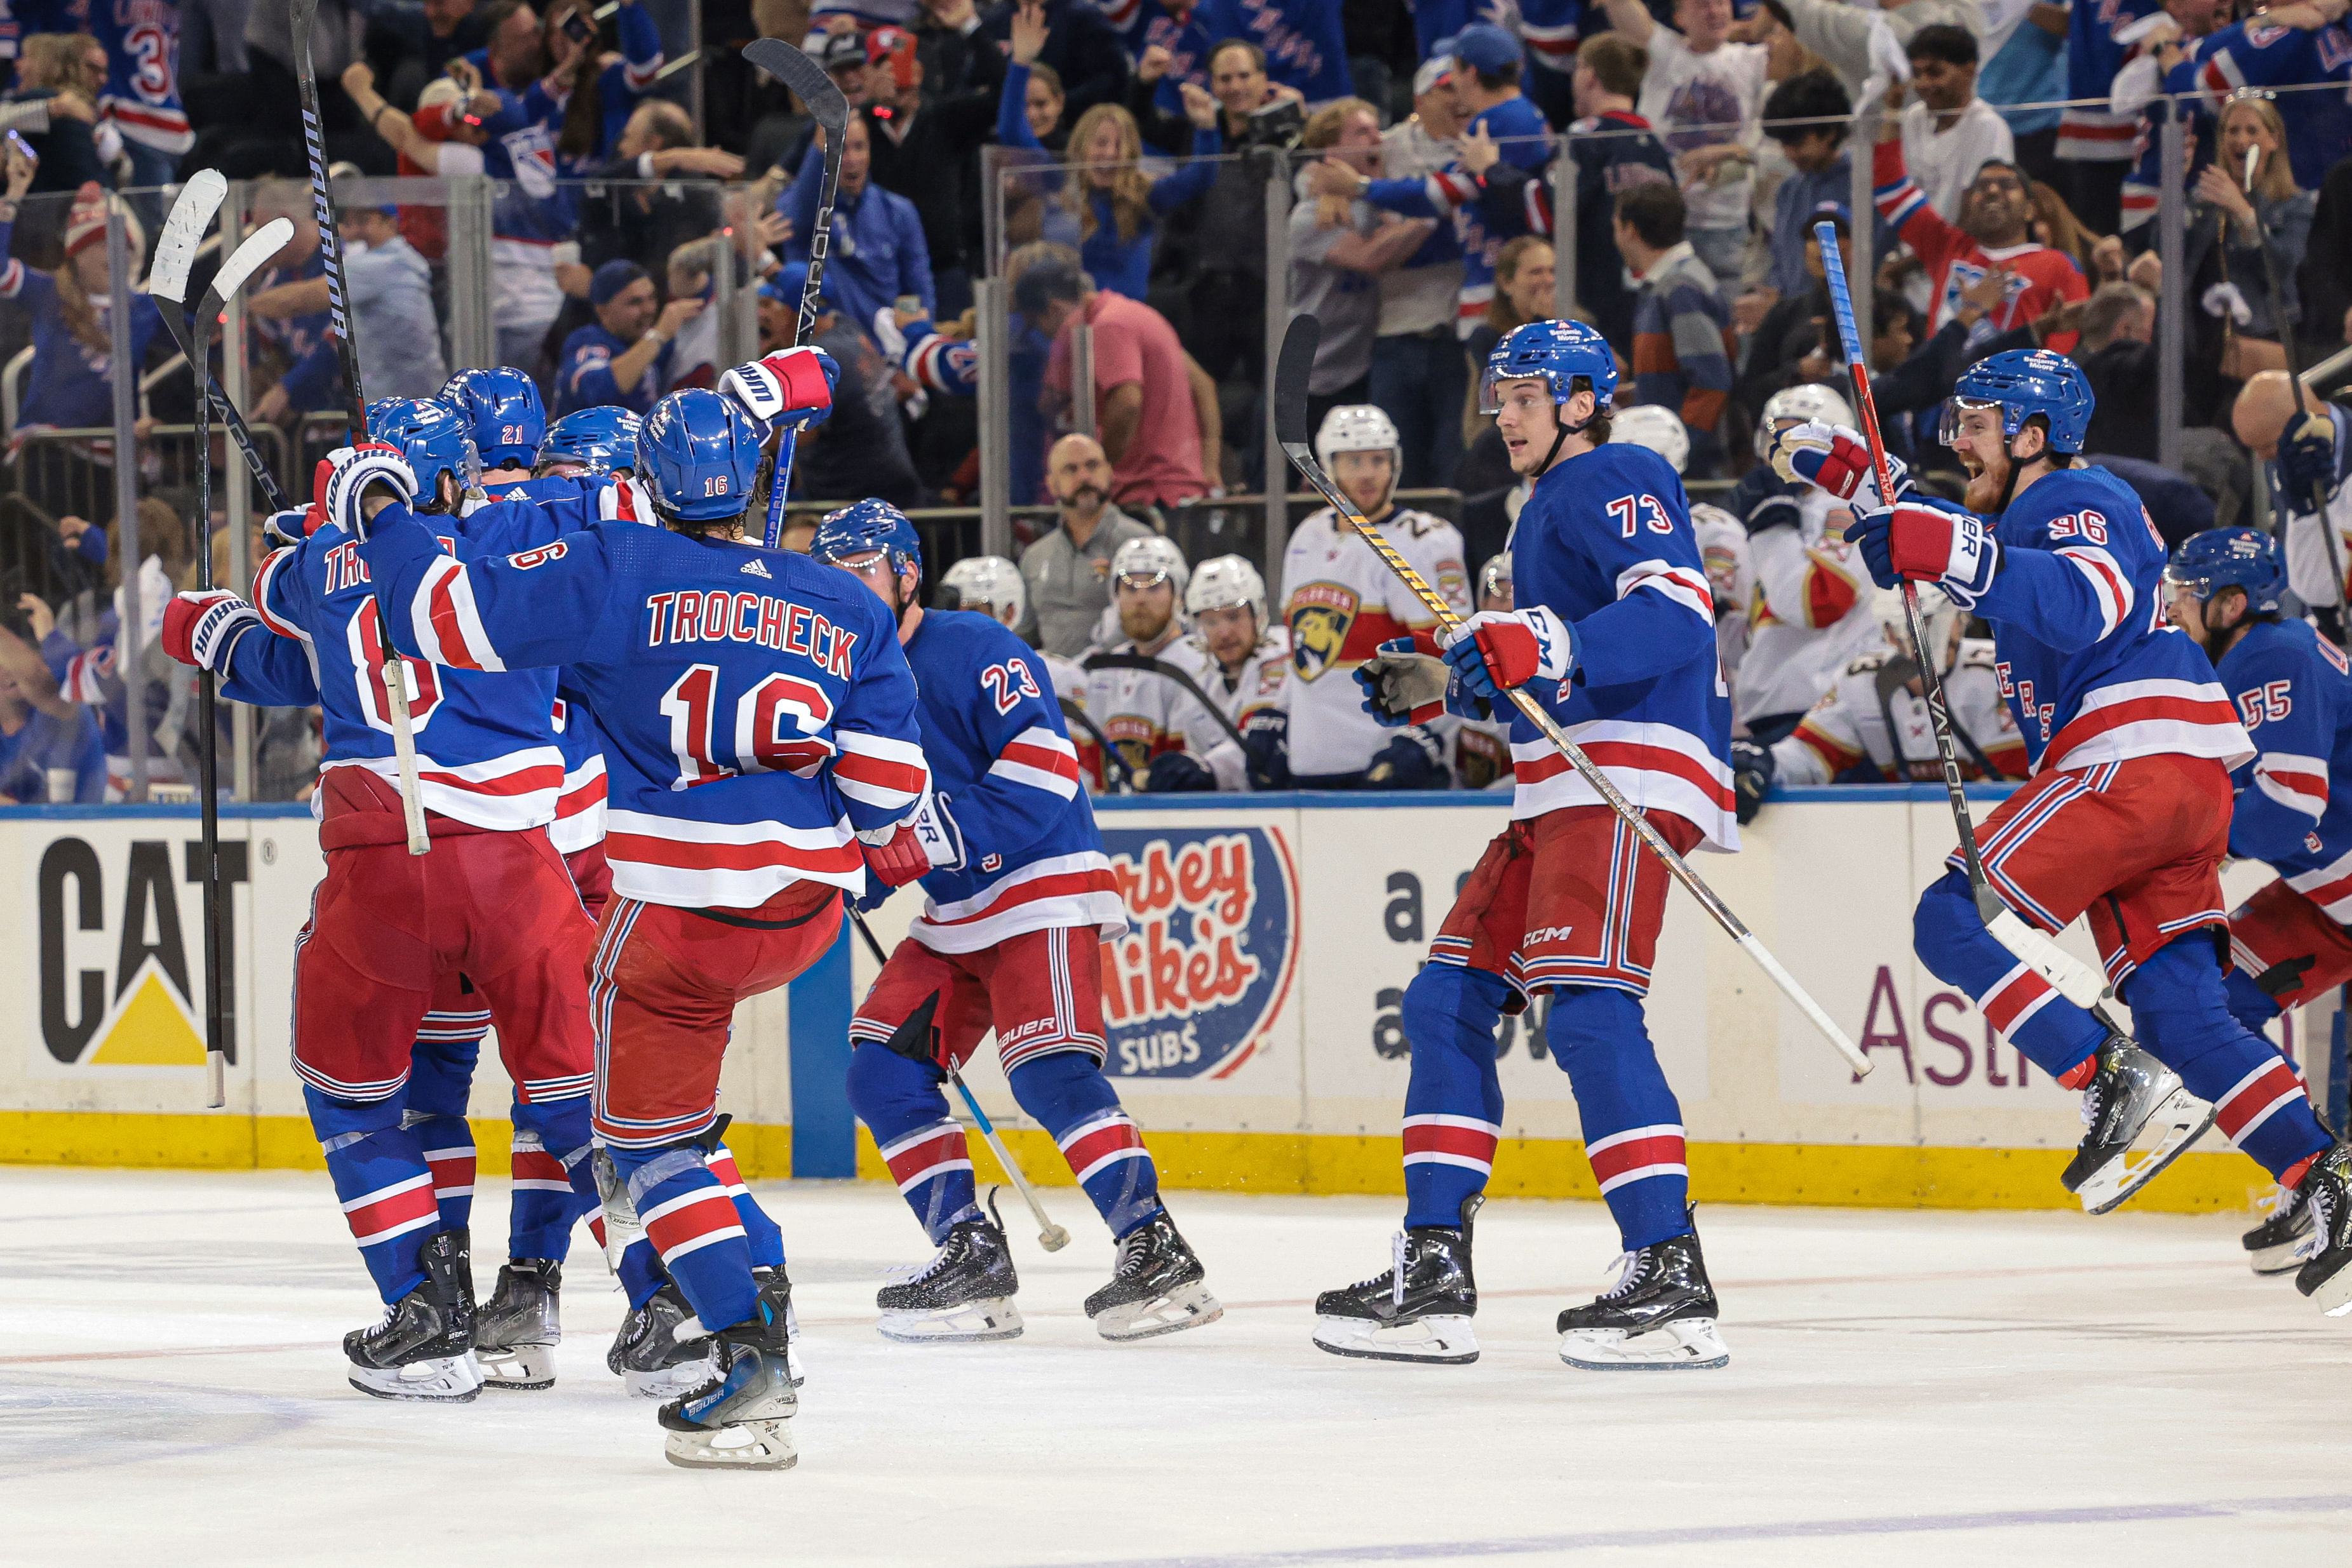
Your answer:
[1021,434,1156,658]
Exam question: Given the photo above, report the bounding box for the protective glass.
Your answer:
[1937,398,2006,450]
[1479,367,1556,416]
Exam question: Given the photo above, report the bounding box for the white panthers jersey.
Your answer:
[1451,715,1514,790]
[2282,408,2352,610]
[1692,502,1754,681]
[1279,506,1470,779]
[1040,650,1091,703]
[1772,634,2029,784]
[1160,634,1283,791]
[1075,638,1231,791]
[1733,489,1875,725]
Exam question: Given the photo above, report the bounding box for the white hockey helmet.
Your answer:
[1755,383,1857,462]
[1874,583,1965,672]
[1478,553,1513,608]
[1186,553,1266,626]
[1111,533,1190,599]
[1315,405,1402,506]
[1608,405,1691,475]
[940,554,1026,626]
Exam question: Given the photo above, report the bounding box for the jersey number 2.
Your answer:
[980,658,1043,715]
[661,664,837,787]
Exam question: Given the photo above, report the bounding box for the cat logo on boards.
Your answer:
[37,836,248,1068]
[1286,582,1359,683]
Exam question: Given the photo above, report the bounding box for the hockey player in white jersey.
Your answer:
[1279,405,1471,787]
[1729,586,2027,821]
[2262,383,2352,617]
[941,554,1091,705]
[1164,554,1287,791]
[1446,557,1515,791]
[1610,405,1753,681]
[1075,537,1234,792]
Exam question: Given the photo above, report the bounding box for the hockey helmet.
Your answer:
[1315,405,1402,474]
[536,406,642,476]
[812,497,925,580]
[1873,583,1965,672]
[2164,526,2285,615]
[640,389,765,523]
[1753,383,1857,462]
[1479,318,1618,415]
[1186,553,1266,627]
[1111,534,1189,599]
[1609,405,1691,475]
[940,554,1025,624]
[365,396,480,506]
[438,367,548,469]
[1942,349,2093,457]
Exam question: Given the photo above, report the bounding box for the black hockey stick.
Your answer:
[743,38,849,549]
[294,0,428,855]
[151,177,296,515]
[1082,651,1251,753]
[1276,312,1868,1074]
[852,906,1070,1250]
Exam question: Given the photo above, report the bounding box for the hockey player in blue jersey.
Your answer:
[441,367,549,490]
[1316,319,1739,1370]
[537,405,643,480]
[351,372,932,1470]
[1834,351,2352,1313]
[812,500,1223,1344]
[2161,527,2352,1278]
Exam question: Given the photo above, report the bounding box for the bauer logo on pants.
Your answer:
[1098,826,1298,1078]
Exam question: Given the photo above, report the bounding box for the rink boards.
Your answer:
[0,793,2314,1214]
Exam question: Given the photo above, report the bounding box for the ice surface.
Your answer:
[4,1169,2346,1565]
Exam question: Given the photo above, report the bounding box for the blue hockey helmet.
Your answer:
[1942,349,2093,456]
[2164,526,2285,615]
[810,497,924,580]
[1478,318,1618,415]
[366,396,480,506]
[536,406,642,476]
[640,389,764,523]
[438,367,548,468]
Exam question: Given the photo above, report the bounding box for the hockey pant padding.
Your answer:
[1011,1047,1163,1239]
[606,1141,755,1334]
[1547,987,1692,1254]
[307,1086,441,1306]
[1914,869,2104,1078]
[849,1037,981,1245]
[1401,963,1507,1230]
[2122,935,2330,1179]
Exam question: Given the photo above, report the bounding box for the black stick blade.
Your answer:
[1273,314,1319,448]
[745,38,850,131]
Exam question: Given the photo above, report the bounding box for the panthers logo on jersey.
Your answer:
[1287,582,1359,683]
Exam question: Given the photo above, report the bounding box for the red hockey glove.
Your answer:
[858,819,932,891]
[720,346,839,431]
[163,589,260,671]
[1440,607,1576,703]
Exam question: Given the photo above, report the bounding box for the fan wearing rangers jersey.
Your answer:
[813,501,1222,1346]
[354,370,931,1471]
[1075,537,1240,794]
[1839,349,2352,1312]
[1322,319,1739,1372]
[1279,405,1471,787]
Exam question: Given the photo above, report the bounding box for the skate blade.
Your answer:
[347,1350,485,1402]
[624,1355,717,1400]
[2300,1252,2352,1315]
[478,1342,557,1390]
[2072,1090,2216,1214]
[1560,1317,1729,1371]
[1310,1313,1478,1365]
[1094,1281,1223,1343]
[2250,1238,2313,1277]
[877,1297,1025,1344]
[788,1343,806,1389]
[662,1417,797,1471]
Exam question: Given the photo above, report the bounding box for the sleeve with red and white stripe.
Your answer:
[614,1,665,93]
[2252,751,2330,822]
[951,641,1088,863]
[1978,537,2137,653]
[905,329,978,398]
[359,503,615,674]
[826,615,932,834]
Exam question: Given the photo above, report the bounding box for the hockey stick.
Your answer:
[1275,315,1869,1075]
[743,38,849,549]
[1814,220,2107,1011]
[1058,694,1134,793]
[1082,651,1251,753]
[294,0,428,857]
[849,908,1071,1250]
[150,177,295,516]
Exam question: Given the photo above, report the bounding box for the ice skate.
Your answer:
[1557,1214,1728,1371]
[657,1309,799,1471]
[2294,1144,2352,1313]
[751,1264,805,1386]
[876,1198,1025,1344]
[474,1258,561,1390]
[1311,1196,1481,1364]
[2244,1184,2315,1277]
[2062,1032,2214,1214]
[345,1229,484,1402]
[608,1281,716,1399]
[1085,1209,1221,1341]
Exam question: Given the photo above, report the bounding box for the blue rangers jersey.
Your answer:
[1363,93,1549,338]
[1966,467,2250,775]
[2059,0,2160,161]
[897,608,1126,953]
[360,511,929,909]
[2213,618,2352,927]
[18,0,191,154]
[1509,441,1737,848]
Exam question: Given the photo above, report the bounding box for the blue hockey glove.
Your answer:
[1364,726,1446,789]
[2281,412,2341,507]
[1241,708,1290,790]
[1441,606,1576,704]
[1142,751,1215,793]
[1355,637,1449,727]
[1846,500,2001,606]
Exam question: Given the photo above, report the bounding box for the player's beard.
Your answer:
[1961,445,2011,515]
[1120,600,1171,646]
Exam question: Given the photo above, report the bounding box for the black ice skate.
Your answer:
[657,1308,798,1471]
[875,1196,1024,1344]
[2244,1184,2315,1277]
[751,1264,805,1387]
[2061,1031,2215,1214]
[345,1228,483,1402]
[1085,1209,1221,1341]
[608,1281,716,1400]
[1557,1211,1728,1370]
[2294,1144,2352,1314]
[474,1259,561,1390]
[1310,1196,1481,1365]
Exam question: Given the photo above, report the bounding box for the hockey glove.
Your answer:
[162,589,261,673]
[1845,501,1999,606]
[320,443,417,541]
[1143,751,1216,793]
[261,507,318,547]
[1364,725,1446,789]
[1729,737,1775,826]
[908,790,965,873]
[1441,606,1576,704]
[1241,707,1290,791]
[720,346,840,431]
[857,817,933,898]
[1768,420,1908,507]
[2281,412,2341,508]
[1355,637,1450,727]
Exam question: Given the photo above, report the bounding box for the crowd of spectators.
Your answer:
[0,0,2346,798]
